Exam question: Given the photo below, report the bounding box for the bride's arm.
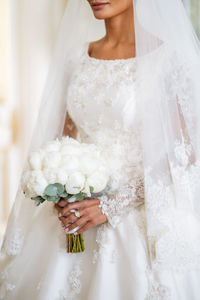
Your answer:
[62,112,77,138]
[98,178,144,228]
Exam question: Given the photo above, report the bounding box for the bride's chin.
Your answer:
[92,8,113,20]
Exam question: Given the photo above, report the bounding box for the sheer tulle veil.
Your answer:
[1,0,200,280]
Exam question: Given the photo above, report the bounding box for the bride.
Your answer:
[1,0,200,299]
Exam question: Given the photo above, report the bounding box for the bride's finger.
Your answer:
[61,198,99,215]
[56,199,68,207]
[65,216,89,233]
[55,204,70,219]
[62,209,85,226]
[55,204,72,219]
[74,221,94,235]
[61,201,86,215]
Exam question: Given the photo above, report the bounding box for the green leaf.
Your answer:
[44,184,58,196]
[35,200,41,206]
[89,186,94,193]
[31,196,45,206]
[60,192,68,198]
[46,195,60,203]
[54,197,61,203]
[54,183,65,196]
[41,195,50,200]
[67,195,77,203]
[31,196,43,201]
[75,193,85,201]
[44,183,65,197]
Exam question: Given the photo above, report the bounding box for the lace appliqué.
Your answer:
[145,151,200,272]
[174,139,193,167]
[145,272,171,300]
[67,43,137,113]
[164,51,195,137]
[56,261,83,300]
[99,179,144,228]
[2,227,24,256]
[0,269,16,300]
[92,224,119,264]
[68,263,82,296]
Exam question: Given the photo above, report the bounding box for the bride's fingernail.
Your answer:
[58,213,62,217]
[65,228,69,233]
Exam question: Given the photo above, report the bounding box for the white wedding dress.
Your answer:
[1,43,200,300]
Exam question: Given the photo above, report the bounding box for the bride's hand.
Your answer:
[54,198,108,234]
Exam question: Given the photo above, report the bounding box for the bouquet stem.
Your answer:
[66,233,85,253]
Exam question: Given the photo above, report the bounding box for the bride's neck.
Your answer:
[104,6,135,46]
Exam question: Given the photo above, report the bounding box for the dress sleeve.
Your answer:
[98,177,144,228]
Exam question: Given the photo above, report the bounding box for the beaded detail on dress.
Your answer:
[67,43,144,226]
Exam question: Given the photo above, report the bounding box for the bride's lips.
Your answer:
[91,2,109,10]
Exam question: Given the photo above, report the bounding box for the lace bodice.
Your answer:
[67,43,144,226]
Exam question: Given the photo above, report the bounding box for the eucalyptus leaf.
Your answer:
[44,184,58,197]
[67,196,77,203]
[35,200,41,207]
[31,196,43,202]
[54,183,65,196]
[46,196,60,203]
[59,192,68,198]
[75,193,85,201]
[31,196,45,207]
[41,195,50,200]
[89,186,94,193]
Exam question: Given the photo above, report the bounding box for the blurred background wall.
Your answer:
[183,0,200,37]
[0,0,200,242]
[0,0,67,243]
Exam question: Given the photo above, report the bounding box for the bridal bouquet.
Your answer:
[22,136,109,253]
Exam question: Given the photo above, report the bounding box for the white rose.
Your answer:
[81,143,100,155]
[61,136,79,146]
[86,171,108,193]
[43,139,61,152]
[65,171,85,194]
[29,151,42,170]
[43,168,68,185]
[33,171,47,196]
[43,168,57,184]
[34,182,47,196]
[23,170,47,197]
[80,154,100,176]
[43,152,61,169]
[60,144,82,156]
[62,155,80,172]
[56,169,69,185]
[81,182,91,197]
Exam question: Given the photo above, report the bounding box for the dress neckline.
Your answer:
[84,42,137,63]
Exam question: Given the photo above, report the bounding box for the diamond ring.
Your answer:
[74,209,80,218]
[70,209,81,218]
